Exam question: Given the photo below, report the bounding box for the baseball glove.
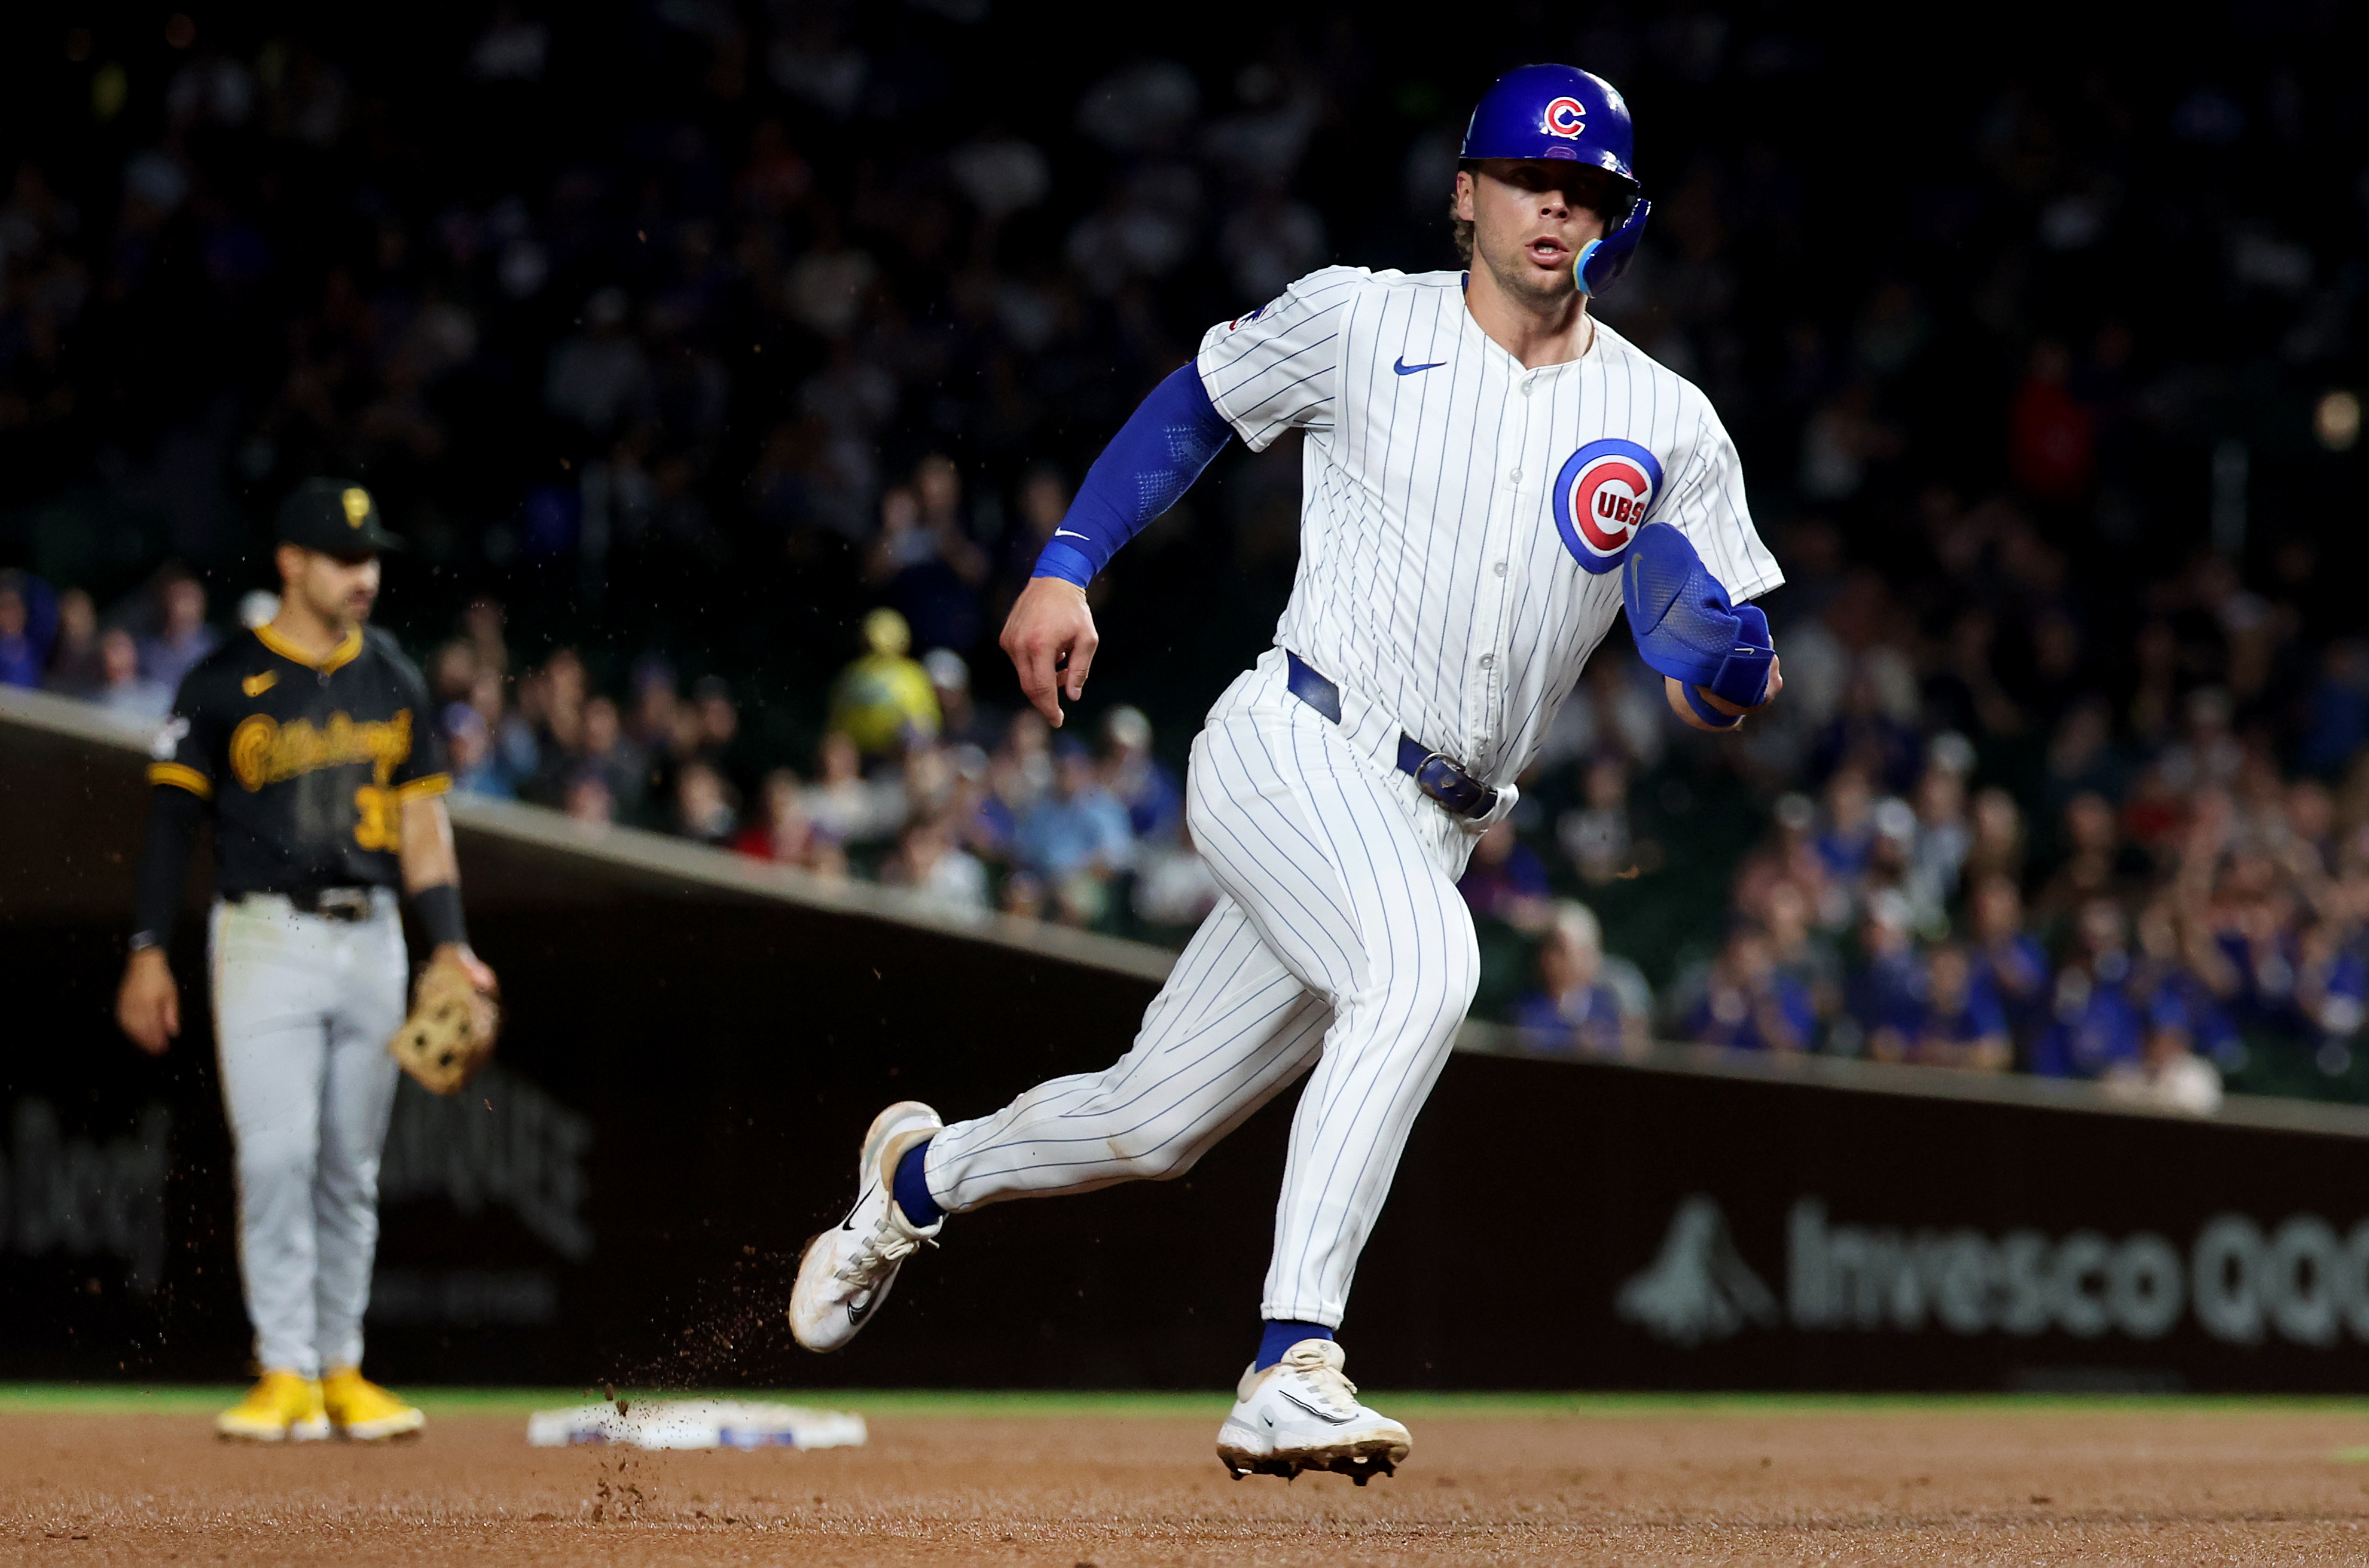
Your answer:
[388,950,500,1095]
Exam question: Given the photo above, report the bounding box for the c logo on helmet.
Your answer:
[1543,96,1588,138]
[1551,438,1663,573]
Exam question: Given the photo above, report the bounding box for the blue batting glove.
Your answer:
[1623,522,1775,723]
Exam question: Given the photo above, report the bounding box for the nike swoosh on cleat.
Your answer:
[1279,1390,1355,1425]
[841,1186,873,1230]
[1393,356,1447,375]
[1053,528,1091,540]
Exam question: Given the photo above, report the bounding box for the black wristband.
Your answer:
[411,881,469,951]
[132,784,206,953]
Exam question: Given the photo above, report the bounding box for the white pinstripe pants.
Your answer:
[926,650,1482,1326]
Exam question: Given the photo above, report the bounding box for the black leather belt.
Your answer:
[231,888,378,922]
[1284,652,1501,820]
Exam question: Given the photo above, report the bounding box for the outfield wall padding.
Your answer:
[5,688,2369,1393]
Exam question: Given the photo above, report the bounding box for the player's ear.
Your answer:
[273,542,304,588]
[1451,168,1477,223]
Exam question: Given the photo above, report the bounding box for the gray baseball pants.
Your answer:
[208,891,406,1377]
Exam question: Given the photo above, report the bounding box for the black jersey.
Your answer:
[146,623,450,894]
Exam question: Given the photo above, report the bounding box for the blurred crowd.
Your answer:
[0,563,231,724]
[1492,735,2369,1118]
[1,558,1214,939]
[3,9,2367,1107]
[1480,543,2369,1113]
[420,593,1216,939]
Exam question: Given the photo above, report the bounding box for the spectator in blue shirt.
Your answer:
[2032,898,2147,1078]
[1460,818,1553,931]
[1512,900,1649,1057]
[1686,926,1815,1053]
[1100,704,1182,848]
[2129,898,2242,1068]
[2199,852,2298,1031]
[2298,640,2369,781]
[1874,942,2010,1070]
[1814,766,1880,886]
[1843,889,1923,1056]
[444,703,517,799]
[2295,918,2368,1049]
[1762,876,1843,1042]
[1811,664,1922,792]
[138,576,220,695]
[1967,872,2052,1056]
[93,626,171,724]
[0,571,54,689]
[1014,741,1133,885]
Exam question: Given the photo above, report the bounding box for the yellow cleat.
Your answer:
[321,1367,425,1441]
[216,1370,331,1442]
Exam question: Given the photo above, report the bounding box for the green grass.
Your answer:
[5,1385,2369,1420]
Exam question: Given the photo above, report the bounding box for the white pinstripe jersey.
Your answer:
[1195,264,1783,788]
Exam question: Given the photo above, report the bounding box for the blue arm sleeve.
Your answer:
[1031,362,1233,588]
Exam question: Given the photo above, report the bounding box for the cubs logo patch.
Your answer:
[1229,298,1277,331]
[1543,95,1587,138]
[1550,438,1663,573]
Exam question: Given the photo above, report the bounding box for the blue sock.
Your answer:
[1255,1319,1333,1370]
[891,1139,943,1227]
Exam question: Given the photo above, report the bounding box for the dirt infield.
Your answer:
[7,1398,2369,1564]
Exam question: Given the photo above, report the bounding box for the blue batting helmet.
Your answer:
[1460,64,1649,295]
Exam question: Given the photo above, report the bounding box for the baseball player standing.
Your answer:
[115,479,495,1442]
[791,65,1784,1480]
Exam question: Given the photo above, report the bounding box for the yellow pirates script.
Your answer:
[229,710,413,792]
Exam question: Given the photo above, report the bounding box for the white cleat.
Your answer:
[787,1101,945,1352]
[1215,1338,1411,1484]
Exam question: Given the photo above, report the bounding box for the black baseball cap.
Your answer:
[276,478,404,558]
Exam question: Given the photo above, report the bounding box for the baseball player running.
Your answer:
[791,65,1784,1480]
[115,479,496,1442]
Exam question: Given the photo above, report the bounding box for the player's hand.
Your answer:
[435,942,499,998]
[117,948,181,1056]
[1665,656,1784,733]
[1001,576,1098,728]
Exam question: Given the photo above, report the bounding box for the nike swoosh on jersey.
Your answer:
[1052,528,1090,540]
[1393,356,1448,375]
